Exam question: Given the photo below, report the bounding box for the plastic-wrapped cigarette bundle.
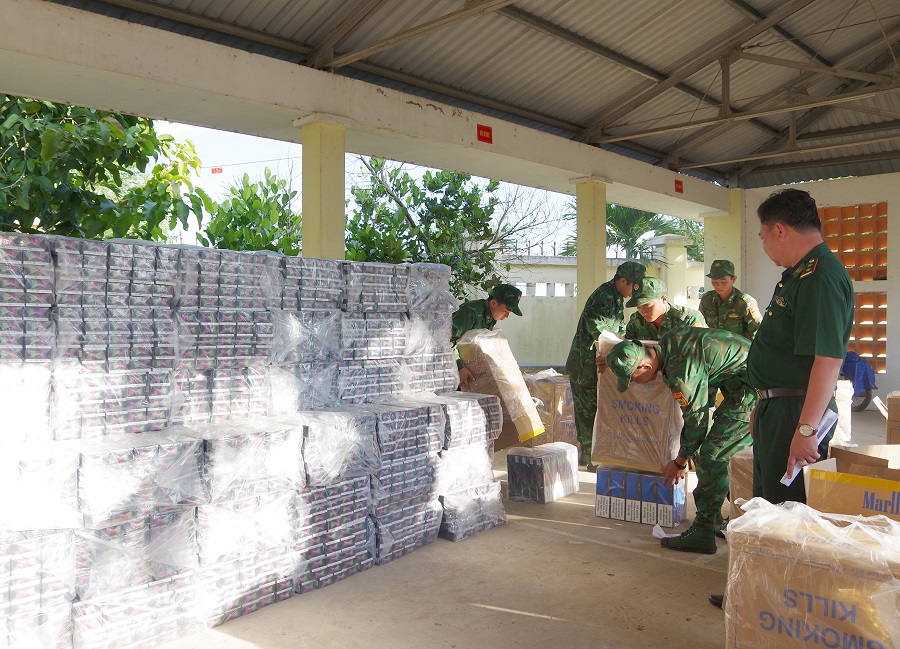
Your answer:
[72,570,204,649]
[0,442,81,531]
[372,500,443,566]
[404,311,453,356]
[293,257,345,312]
[267,363,340,414]
[199,544,296,627]
[0,237,54,425]
[0,529,75,649]
[340,312,407,361]
[405,263,457,314]
[437,443,495,497]
[270,309,341,365]
[400,350,458,394]
[432,392,503,450]
[196,417,305,503]
[507,442,579,504]
[439,481,506,542]
[208,367,271,423]
[217,249,270,313]
[300,408,380,487]
[367,399,447,461]
[169,369,212,428]
[77,429,207,528]
[338,358,402,404]
[195,490,296,567]
[344,261,409,313]
[725,498,900,649]
[74,507,199,600]
[294,476,372,593]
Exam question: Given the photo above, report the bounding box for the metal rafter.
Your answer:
[722,0,834,66]
[578,0,818,142]
[733,50,895,84]
[796,119,900,141]
[598,81,900,143]
[662,25,900,164]
[746,150,900,175]
[327,0,518,69]
[498,7,779,137]
[307,0,385,68]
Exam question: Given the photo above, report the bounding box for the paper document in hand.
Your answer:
[779,408,839,486]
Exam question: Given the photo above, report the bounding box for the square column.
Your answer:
[301,121,346,260]
[575,180,607,311]
[702,188,745,283]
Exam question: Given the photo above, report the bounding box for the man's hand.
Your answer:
[786,431,821,477]
[661,458,687,487]
[458,367,475,390]
[596,356,608,373]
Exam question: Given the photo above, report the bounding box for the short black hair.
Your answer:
[757,188,821,233]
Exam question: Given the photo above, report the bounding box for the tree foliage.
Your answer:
[347,157,513,297]
[198,167,301,255]
[0,95,212,240]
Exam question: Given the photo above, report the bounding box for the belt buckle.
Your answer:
[756,389,765,400]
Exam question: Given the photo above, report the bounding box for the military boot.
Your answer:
[714,515,728,540]
[660,523,717,554]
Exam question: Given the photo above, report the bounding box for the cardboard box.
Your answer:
[887,420,900,445]
[728,448,754,519]
[806,445,900,521]
[523,373,576,447]
[888,394,900,421]
[457,329,544,443]
[725,499,900,649]
[591,368,683,472]
[595,466,686,527]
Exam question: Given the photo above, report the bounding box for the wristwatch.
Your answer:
[797,423,816,437]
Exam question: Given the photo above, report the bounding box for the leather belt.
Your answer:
[756,388,807,400]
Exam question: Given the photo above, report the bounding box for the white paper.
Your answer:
[780,409,839,486]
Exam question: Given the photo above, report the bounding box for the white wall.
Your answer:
[743,173,900,391]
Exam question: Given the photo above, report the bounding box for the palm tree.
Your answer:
[559,202,681,263]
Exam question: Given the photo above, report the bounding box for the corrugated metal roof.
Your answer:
[48,0,900,188]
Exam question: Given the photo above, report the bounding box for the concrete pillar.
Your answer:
[702,188,745,285]
[575,180,607,311]
[648,235,693,306]
[301,121,346,260]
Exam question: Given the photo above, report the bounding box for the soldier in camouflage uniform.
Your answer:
[565,261,646,466]
[451,283,523,389]
[606,328,756,554]
[699,259,762,341]
[623,277,706,340]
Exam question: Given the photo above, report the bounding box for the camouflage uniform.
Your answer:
[748,242,854,504]
[655,328,756,530]
[565,280,626,459]
[699,287,762,341]
[624,303,705,340]
[451,299,496,369]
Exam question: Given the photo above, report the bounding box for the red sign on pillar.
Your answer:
[477,124,493,144]
[210,167,223,174]
[674,179,684,193]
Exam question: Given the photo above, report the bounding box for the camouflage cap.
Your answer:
[606,340,647,392]
[625,276,667,307]
[616,261,646,284]
[707,259,736,279]
[490,283,523,316]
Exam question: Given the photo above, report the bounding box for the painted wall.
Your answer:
[742,172,900,391]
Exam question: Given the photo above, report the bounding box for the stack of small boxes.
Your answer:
[507,442,579,504]
[595,467,686,527]
[0,233,511,648]
[434,393,507,541]
[365,401,444,563]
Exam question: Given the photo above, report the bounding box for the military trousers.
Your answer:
[692,411,752,527]
[752,396,835,504]
[565,356,597,461]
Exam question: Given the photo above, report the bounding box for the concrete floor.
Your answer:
[160,407,887,649]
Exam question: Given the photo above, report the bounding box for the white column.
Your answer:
[301,121,346,260]
[575,180,607,311]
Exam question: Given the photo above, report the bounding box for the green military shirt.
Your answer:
[656,328,756,458]
[451,298,497,369]
[748,242,854,390]
[624,303,705,341]
[565,280,625,377]
[699,287,762,340]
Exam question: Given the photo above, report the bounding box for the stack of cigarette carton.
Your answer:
[402,264,457,394]
[365,401,444,563]
[507,442,579,504]
[433,393,506,541]
[595,466,687,527]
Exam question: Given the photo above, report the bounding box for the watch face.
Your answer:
[799,424,815,437]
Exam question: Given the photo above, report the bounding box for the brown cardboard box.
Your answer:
[523,373,576,447]
[727,448,754,519]
[887,421,900,445]
[725,499,900,648]
[457,329,544,444]
[888,394,900,421]
[806,445,900,522]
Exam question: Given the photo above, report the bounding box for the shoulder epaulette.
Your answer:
[799,257,818,279]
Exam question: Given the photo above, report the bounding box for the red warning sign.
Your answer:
[477,124,493,144]
[674,179,683,193]
[211,167,223,174]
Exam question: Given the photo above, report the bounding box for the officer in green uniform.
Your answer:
[451,283,523,388]
[606,328,756,554]
[699,259,762,340]
[747,188,854,505]
[565,261,646,466]
[623,277,706,340]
